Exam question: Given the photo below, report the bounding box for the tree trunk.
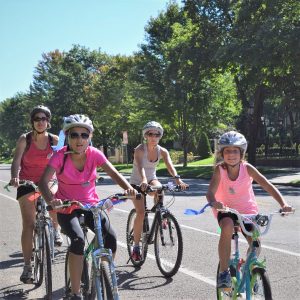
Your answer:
[247,85,265,165]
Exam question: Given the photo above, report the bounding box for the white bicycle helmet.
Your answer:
[30,105,51,121]
[63,114,94,133]
[142,121,163,137]
[217,131,247,153]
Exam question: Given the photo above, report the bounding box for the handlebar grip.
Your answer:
[136,193,142,200]
[46,205,54,211]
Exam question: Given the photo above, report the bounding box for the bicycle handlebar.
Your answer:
[46,193,142,211]
[144,182,188,193]
[217,207,295,237]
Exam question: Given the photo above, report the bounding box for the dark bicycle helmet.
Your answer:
[63,114,94,133]
[142,121,163,137]
[217,131,247,153]
[30,105,51,121]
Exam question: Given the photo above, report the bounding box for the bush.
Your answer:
[197,132,212,159]
[169,150,195,164]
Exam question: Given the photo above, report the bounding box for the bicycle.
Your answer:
[126,182,185,277]
[49,193,138,300]
[185,204,294,300]
[4,180,54,299]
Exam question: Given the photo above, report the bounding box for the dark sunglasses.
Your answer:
[69,132,90,140]
[147,132,161,137]
[33,117,48,122]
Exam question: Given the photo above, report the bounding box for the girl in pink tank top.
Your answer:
[206,131,293,289]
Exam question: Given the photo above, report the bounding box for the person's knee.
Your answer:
[69,237,85,255]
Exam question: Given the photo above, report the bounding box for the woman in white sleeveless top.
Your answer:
[129,121,188,261]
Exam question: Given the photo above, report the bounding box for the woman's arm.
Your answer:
[38,165,56,204]
[246,163,291,209]
[160,147,188,188]
[10,134,27,186]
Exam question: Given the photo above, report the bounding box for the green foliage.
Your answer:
[197,131,212,159]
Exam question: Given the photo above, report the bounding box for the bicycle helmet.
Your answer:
[30,105,51,121]
[142,121,163,137]
[63,114,94,133]
[217,131,247,153]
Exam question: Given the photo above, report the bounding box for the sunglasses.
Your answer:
[147,133,161,137]
[69,132,90,140]
[33,117,48,122]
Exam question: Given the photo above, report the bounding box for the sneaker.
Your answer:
[54,229,63,246]
[217,270,232,289]
[131,246,142,262]
[20,265,33,284]
[70,294,83,300]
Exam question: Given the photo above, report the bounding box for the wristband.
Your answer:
[174,175,181,179]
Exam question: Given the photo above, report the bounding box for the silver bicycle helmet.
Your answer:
[217,131,247,153]
[142,121,163,137]
[30,105,51,121]
[63,114,94,133]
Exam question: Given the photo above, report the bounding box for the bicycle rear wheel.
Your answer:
[154,212,183,277]
[251,267,272,300]
[126,209,148,267]
[43,225,53,299]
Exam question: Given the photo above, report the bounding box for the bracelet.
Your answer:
[174,175,181,179]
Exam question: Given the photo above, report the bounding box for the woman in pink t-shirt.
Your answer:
[206,131,293,290]
[39,114,137,300]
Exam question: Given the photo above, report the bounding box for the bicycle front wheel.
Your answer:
[251,267,272,300]
[126,209,148,267]
[43,225,53,299]
[154,212,183,277]
[33,228,44,286]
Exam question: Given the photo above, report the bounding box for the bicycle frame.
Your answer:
[90,207,119,300]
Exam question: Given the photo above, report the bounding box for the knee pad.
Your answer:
[69,237,85,255]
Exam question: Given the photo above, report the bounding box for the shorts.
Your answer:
[217,212,253,235]
[17,184,36,199]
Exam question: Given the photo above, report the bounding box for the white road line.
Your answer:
[117,240,216,287]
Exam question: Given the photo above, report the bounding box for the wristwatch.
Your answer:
[174,175,181,179]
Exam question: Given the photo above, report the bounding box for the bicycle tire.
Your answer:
[154,212,183,277]
[100,261,114,300]
[251,267,272,300]
[44,225,53,299]
[64,251,90,299]
[33,228,44,287]
[216,263,235,300]
[126,209,148,267]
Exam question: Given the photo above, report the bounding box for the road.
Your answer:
[0,165,299,299]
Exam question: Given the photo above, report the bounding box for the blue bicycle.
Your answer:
[185,204,294,300]
[51,194,137,300]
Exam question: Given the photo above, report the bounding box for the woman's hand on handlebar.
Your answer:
[124,187,138,199]
[175,178,189,190]
[140,181,148,193]
[9,177,19,187]
[49,198,64,209]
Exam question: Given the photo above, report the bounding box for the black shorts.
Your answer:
[57,209,117,255]
[217,212,253,234]
[17,184,36,199]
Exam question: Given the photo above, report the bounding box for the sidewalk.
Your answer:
[265,168,300,186]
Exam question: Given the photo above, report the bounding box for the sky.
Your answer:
[0,0,173,101]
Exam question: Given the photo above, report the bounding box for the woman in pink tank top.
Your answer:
[206,131,293,289]
[9,105,62,284]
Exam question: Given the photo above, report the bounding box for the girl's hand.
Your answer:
[211,201,224,210]
[281,204,294,213]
